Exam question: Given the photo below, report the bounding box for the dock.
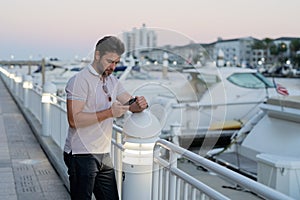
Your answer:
[0,77,70,199]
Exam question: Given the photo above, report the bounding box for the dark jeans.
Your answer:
[64,152,119,200]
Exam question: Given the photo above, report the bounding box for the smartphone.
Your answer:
[124,97,136,105]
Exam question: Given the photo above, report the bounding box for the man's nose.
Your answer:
[108,64,116,71]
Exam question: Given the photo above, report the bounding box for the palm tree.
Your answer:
[252,38,274,64]
[262,38,274,64]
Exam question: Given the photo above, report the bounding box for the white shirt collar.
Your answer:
[88,65,99,76]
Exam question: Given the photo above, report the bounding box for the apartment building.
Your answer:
[122,24,157,57]
[212,37,255,67]
[123,25,299,69]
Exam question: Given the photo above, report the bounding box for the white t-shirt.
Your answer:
[64,65,126,154]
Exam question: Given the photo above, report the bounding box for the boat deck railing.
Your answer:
[0,66,294,200]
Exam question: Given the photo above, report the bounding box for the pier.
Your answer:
[0,75,69,199]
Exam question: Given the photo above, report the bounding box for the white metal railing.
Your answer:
[48,98,68,149]
[152,139,294,200]
[27,86,43,123]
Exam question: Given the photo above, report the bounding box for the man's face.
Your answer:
[96,52,120,77]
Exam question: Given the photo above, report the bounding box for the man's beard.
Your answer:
[102,69,113,77]
[97,63,111,77]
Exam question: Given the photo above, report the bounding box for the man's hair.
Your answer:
[95,36,125,56]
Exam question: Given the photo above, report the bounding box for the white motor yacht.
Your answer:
[118,63,280,152]
[209,96,300,199]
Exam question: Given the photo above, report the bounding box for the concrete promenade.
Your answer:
[0,78,70,199]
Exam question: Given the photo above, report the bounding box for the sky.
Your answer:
[1,0,300,60]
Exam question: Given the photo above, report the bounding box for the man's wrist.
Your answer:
[108,107,113,118]
[96,108,113,122]
[130,103,148,113]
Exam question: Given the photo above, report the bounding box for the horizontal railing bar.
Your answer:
[154,139,293,200]
[172,101,265,109]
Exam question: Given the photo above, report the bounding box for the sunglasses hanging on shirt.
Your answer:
[102,78,112,102]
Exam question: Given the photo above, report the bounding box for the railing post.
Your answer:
[22,75,33,108]
[151,145,160,200]
[122,111,161,200]
[42,82,57,136]
[9,70,15,91]
[162,52,169,79]
[14,72,22,97]
[112,129,123,199]
[168,149,177,200]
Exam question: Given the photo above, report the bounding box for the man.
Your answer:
[63,36,148,200]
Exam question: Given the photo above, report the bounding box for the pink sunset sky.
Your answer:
[1,0,299,60]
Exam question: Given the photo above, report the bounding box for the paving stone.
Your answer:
[39,179,68,192]
[0,79,70,199]
[43,191,71,200]
[18,192,44,200]
[0,167,13,173]
[0,170,14,182]
[0,181,16,191]
[0,194,18,200]
[0,159,12,168]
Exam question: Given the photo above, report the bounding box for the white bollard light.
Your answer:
[42,82,57,136]
[122,110,161,200]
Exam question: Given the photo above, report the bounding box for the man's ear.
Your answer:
[95,50,101,61]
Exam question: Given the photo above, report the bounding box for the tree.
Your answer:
[252,38,274,64]
[290,39,300,52]
[262,38,274,64]
[292,55,300,68]
[252,38,274,49]
[290,39,300,67]
[252,40,266,49]
[270,44,279,56]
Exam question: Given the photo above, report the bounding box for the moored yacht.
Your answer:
[118,62,281,152]
[209,95,300,199]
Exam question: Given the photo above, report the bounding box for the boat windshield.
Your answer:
[197,73,220,86]
[227,72,274,89]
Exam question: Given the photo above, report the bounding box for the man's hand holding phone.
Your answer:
[126,96,148,112]
[111,102,129,118]
[123,97,137,105]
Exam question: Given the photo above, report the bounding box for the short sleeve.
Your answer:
[65,74,88,102]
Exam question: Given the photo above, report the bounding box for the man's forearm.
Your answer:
[71,109,113,128]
